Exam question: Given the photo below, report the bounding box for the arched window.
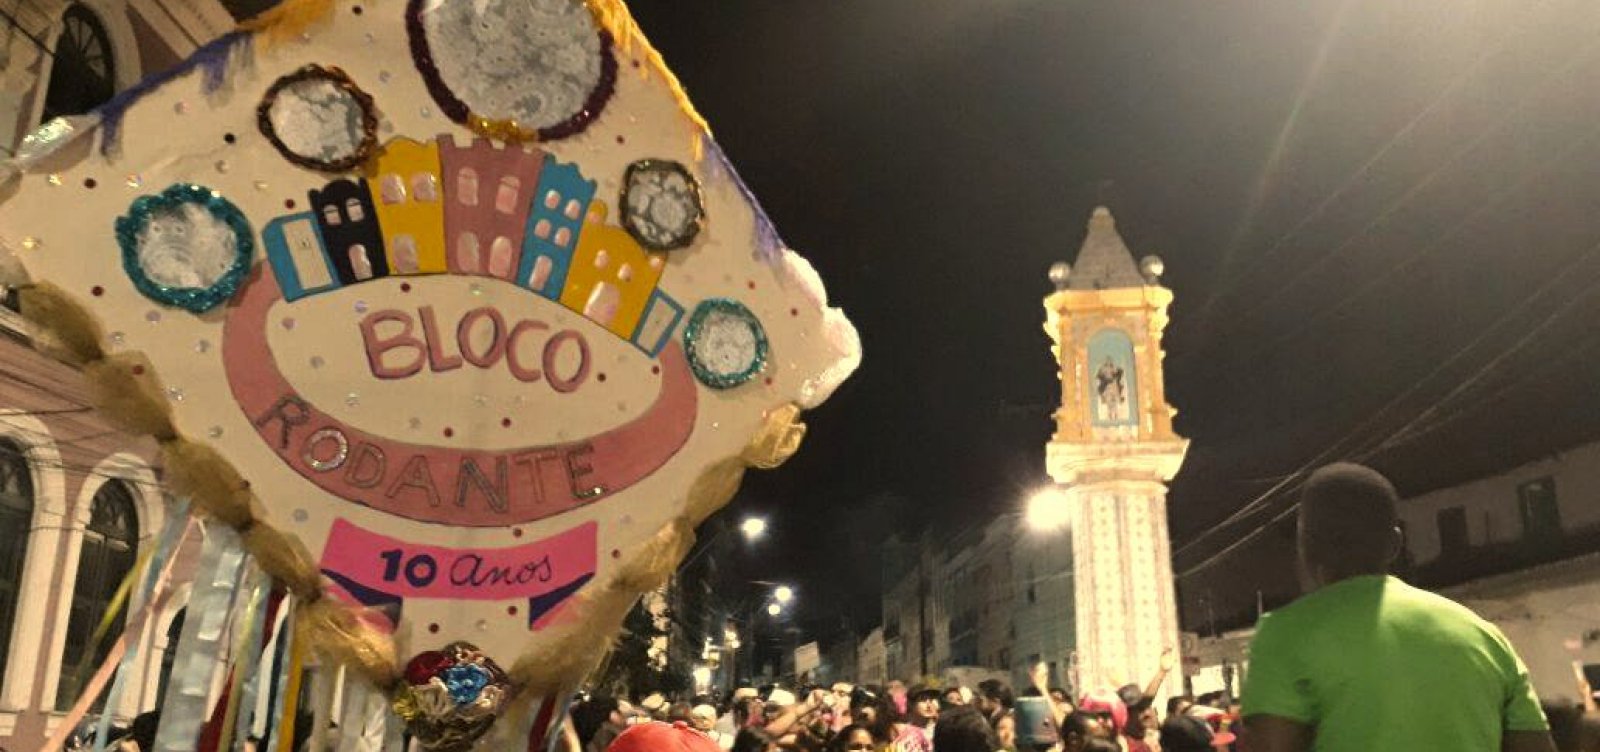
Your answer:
[56,480,138,710]
[42,5,116,122]
[0,441,33,694]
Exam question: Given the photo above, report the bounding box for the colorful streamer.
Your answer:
[91,499,193,752]
[153,523,247,752]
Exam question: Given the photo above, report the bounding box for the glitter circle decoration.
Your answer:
[257,64,378,172]
[406,0,617,142]
[621,159,705,251]
[393,642,512,752]
[114,183,254,313]
[683,298,768,389]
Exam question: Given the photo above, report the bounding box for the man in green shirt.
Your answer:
[1241,463,1556,752]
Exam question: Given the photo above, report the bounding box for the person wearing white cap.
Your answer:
[690,704,734,750]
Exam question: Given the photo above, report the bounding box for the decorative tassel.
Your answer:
[241,524,322,599]
[18,282,104,364]
[83,352,178,440]
[161,439,259,528]
[296,598,399,690]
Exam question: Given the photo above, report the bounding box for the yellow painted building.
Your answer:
[365,137,447,274]
[559,201,668,339]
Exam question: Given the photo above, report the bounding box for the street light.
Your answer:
[773,585,794,604]
[741,517,768,540]
[1026,485,1071,532]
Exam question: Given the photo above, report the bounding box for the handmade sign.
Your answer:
[0,0,858,747]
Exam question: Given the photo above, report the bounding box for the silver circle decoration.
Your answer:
[621,159,705,251]
[683,298,768,390]
[409,0,617,141]
[258,65,379,172]
[114,184,254,313]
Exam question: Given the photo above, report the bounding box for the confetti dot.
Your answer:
[282,317,296,330]
[400,282,412,292]
[131,364,145,375]
[223,133,236,144]
[109,331,125,345]
[631,59,641,68]
[475,619,488,631]
[790,308,799,317]
[208,426,224,438]
[354,300,369,313]
[215,160,230,174]
[651,365,661,375]
[83,178,96,189]
[254,181,270,191]
[501,418,512,428]
[293,508,309,522]
[428,623,440,634]
[507,605,519,616]
[145,310,161,323]
[310,356,325,368]
[409,417,422,429]
[597,373,607,383]
[195,339,211,353]
[19,237,40,250]
[443,427,454,438]
[173,101,188,114]
[166,386,185,402]
[615,135,625,145]
[764,377,774,386]
[352,4,362,12]
[46,174,61,186]
[345,393,361,407]
[747,280,757,290]
[91,285,104,296]
[512,528,524,538]
[420,106,432,118]
[284,199,297,209]
[611,549,622,559]
[379,70,392,83]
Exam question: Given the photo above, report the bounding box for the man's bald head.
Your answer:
[1298,463,1402,585]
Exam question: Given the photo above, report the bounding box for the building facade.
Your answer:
[0,0,250,156]
[1181,439,1600,700]
[1042,207,1186,700]
[0,292,197,749]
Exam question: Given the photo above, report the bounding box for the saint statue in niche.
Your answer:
[1086,328,1138,427]
[1095,356,1126,422]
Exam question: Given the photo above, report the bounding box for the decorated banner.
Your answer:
[0,0,858,747]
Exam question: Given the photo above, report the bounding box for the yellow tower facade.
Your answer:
[1043,206,1189,701]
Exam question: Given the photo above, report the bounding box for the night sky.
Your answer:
[630,0,1600,638]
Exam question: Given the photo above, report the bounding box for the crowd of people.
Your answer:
[563,663,1244,752]
[577,463,1600,752]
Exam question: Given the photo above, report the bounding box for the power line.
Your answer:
[1175,244,1600,579]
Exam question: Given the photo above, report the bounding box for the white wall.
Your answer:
[1401,442,1600,564]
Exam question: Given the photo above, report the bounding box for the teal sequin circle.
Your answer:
[115,183,254,313]
[683,297,769,390]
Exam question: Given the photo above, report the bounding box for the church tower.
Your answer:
[1043,207,1188,698]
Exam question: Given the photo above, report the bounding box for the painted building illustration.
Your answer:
[261,139,684,357]
[517,155,595,300]
[365,137,447,275]
[438,135,545,281]
[309,178,388,284]
[558,201,669,341]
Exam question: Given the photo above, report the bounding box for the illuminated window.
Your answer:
[488,237,515,277]
[380,175,407,204]
[55,481,138,710]
[0,442,31,696]
[322,205,342,226]
[533,220,552,240]
[456,233,481,273]
[350,245,374,280]
[344,198,365,222]
[495,177,522,215]
[564,199,582,220]
[544,190,561,210]
[411,173,439,202]
[457,168,479,207]
[553,227,572,248]
[530,256,553,290]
